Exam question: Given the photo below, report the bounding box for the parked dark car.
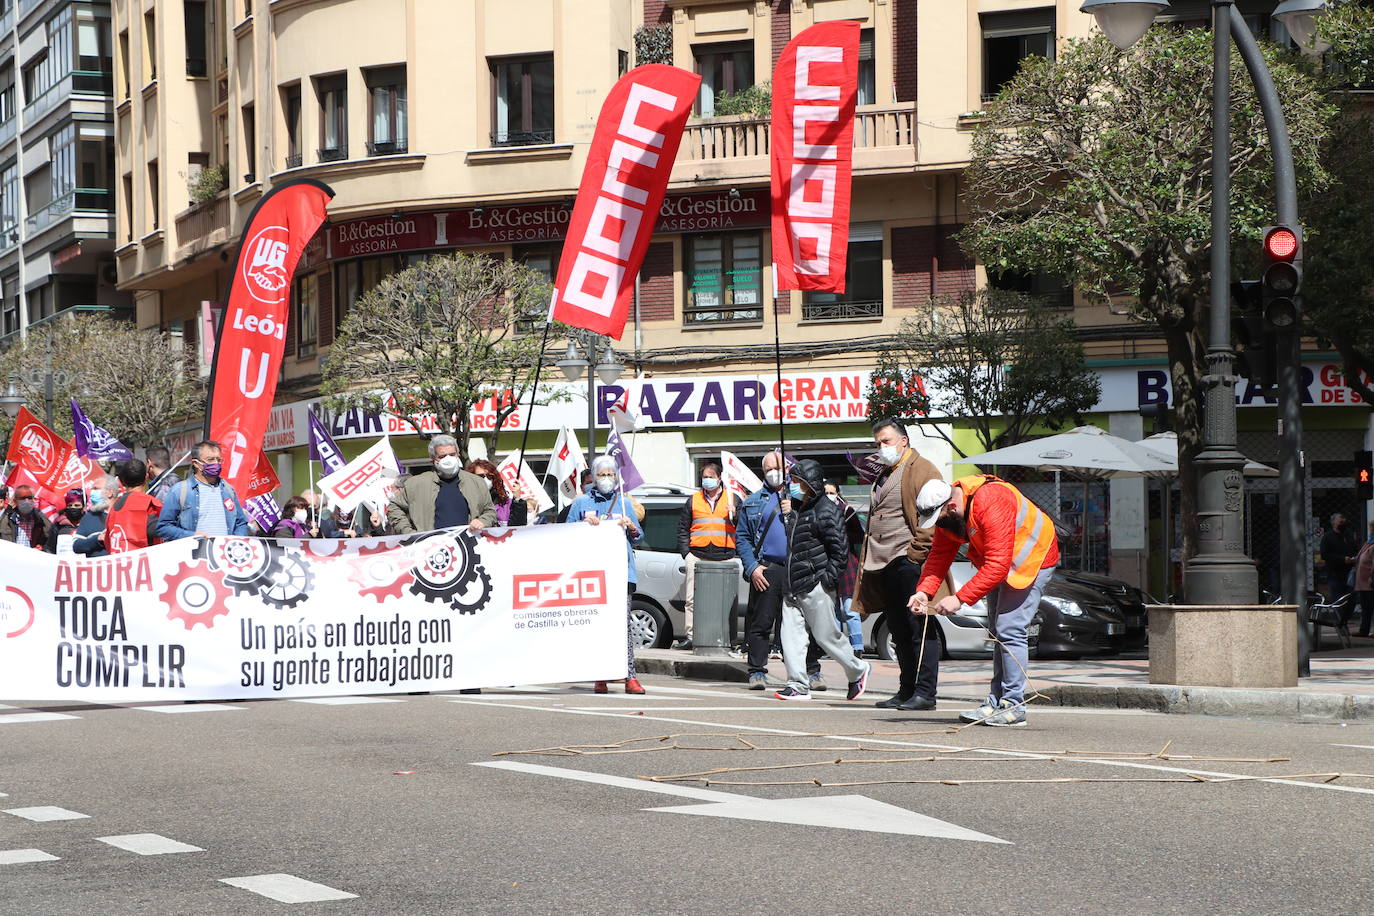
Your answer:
[1032,578,1130,659]
[1053,569,1151,652]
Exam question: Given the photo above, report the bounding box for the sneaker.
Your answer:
[773,686,811,701]
[846,663,871,701]
[809,673,829,692]
[593,681,609,694]
[769,648,784,660]
[982,698,1027,727]
[748,673,769,691]
[624,677,645,695]
[958,701,998,724]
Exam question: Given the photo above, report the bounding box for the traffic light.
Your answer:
[1260,225,1302,331]
[1358,450,1373,501]
[1230,279,1275,388]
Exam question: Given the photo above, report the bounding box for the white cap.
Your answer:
[915,479,953,529]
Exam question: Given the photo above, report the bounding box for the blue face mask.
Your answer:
[88,491,105,508]
[787,482,804,500]
[701,477,720,490]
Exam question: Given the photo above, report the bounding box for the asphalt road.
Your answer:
[3,679,1374,915]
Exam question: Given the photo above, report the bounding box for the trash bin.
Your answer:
[692,559,739,657]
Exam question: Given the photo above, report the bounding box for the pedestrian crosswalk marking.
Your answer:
[97,833,203,855]
[128,704,246,714]
[0,849,60,865]
[289,696,404,705]
[4,806,90,822]
[0,712,80,724]
[220,873,357,903]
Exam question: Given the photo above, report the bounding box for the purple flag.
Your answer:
[306,410,347,473]
[245,493,282,533]
[604,427,644,491]
[70,400,134,462]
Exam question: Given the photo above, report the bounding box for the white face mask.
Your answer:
[293,510,308,523]
[435,455,461,477]
[595,477,617,495]
[482,477,493,491]
[764,469,784,488]
[877,445,903,466]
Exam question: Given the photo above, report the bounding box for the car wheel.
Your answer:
[630,599,670,649]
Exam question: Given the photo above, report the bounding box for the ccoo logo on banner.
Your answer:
[0,524,627,701]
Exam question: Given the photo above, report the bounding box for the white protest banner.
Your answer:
[547,427,587,509]
[496,451,554,515]
[0,525,626,701]
[720,450,763,501]
[317,436,397,512]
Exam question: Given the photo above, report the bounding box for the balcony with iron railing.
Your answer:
[173,193,231,258]
[318,145,348,162]
[25,187,112,234]
[23,70,113,123]
[284,152,302,169]
[490,129,554,148]
[366,139,408,156]
[801,299,884,323]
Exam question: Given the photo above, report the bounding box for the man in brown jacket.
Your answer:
[853,418,946,710]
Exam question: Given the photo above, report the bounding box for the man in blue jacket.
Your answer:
[736,449,822,691]
[157,440,249,540]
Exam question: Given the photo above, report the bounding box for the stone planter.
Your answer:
[1147,604,1297,688]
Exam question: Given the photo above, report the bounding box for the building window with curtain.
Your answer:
[980,8,1055,101]
[184,0,207,77]
[693,41,753,117]
[366,65,407,155]
[490,55,553,147]
[802,235,883,322]
[316,74,347,161]
[684,231,763,325]
[282,83,301,168]
[295,273,318,358]
[858,28,875,105]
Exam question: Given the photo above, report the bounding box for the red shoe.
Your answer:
[625,677,645,695]
[593,681,609,694]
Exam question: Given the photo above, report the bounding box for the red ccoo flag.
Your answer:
[205,179,333,498]
[771,20,860,292]
[549,65,700,339]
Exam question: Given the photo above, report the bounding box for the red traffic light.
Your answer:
[1361,469,1372,484]
[1264,227,1299,260]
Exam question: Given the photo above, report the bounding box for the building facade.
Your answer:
[111,0,1373,594]
[0,0,129,345]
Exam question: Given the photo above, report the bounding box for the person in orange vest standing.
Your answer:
[675,462,738,648]
[910,475,1059,728]
[101,459,163,554]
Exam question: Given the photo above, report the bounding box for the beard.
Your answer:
[935,513,967,539]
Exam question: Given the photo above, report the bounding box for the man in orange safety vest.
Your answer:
[676,462,738,648]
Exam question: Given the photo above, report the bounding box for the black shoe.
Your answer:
[896,694,937,711]
[874,694,913,709]
[672,638,694,650]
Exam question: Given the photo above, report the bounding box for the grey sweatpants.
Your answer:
[781,582,867,693]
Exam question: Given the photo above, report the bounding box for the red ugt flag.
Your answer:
[549,65,700,339]
[5,406,83,492]
[771,21,860,292]
[205,179,333,498]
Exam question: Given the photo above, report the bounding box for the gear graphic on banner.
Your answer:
[195,536,286,597]
[160,559,235,630]
[255,549,315,609]
[407,531,492,613]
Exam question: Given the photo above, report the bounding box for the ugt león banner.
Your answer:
[0,525,627,702]
[206,179,334,499]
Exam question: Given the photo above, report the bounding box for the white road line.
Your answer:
[565,706,831,712]
[289,697,404,706]
[0,712,80,724]
[475,761,735,802]
[97,833,203,855]
[0,849,59,865]
[127,704,246,714]
[1332,744,1374,751]
[219,874,357,903]
[450,698,1374,798]
[4,806,90,822]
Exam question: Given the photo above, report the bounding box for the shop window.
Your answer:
[490,55,554,147]
[366,65,407,155]
[295,273,318,358]
[281,83,301,168]
[684,232,763,325]
[316,74,347,161]
[184,1,207,76]
[693,41,753,117]
[802,238,883,322]
[981,8,1054,100]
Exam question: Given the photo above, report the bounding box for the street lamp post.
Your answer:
[0,368,76,426]
[1081,0,1330,667]
[557,339,623,462]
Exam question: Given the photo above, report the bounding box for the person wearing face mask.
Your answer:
[735,449,824,691]
[69,476,119,558]
[770,460,872,701]
[0,484,50,549]
[269,496,315,538]
[674,462,738,649]
[156,440,251,540]
[47,490,92,555]
[564,456,646,694]
[910,475,1059,728]
[387,435,496,535]
[100,459,162,553]
[852,418,950,711]
[465,459,527,527]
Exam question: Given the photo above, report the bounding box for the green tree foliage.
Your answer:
[867,290,1101,458]
[320,253,562,463]
[960,28,1333,559]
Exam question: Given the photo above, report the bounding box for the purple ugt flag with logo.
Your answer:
[604,427,644,491]
[306,409,347,474]
[70,400,134,462]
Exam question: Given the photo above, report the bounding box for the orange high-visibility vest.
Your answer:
[957,475,1057,589]
[689,490,736,549]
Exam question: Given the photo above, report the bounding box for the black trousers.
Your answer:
[877,556,940,700]
[745,563,819,676]
[1358,591,1374,636]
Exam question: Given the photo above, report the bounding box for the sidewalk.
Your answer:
[636,638,1374,722]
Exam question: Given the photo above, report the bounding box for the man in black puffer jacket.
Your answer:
[773,459,872,702]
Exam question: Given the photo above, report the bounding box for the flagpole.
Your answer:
[308,458,317,530]
[514,320,554,485]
